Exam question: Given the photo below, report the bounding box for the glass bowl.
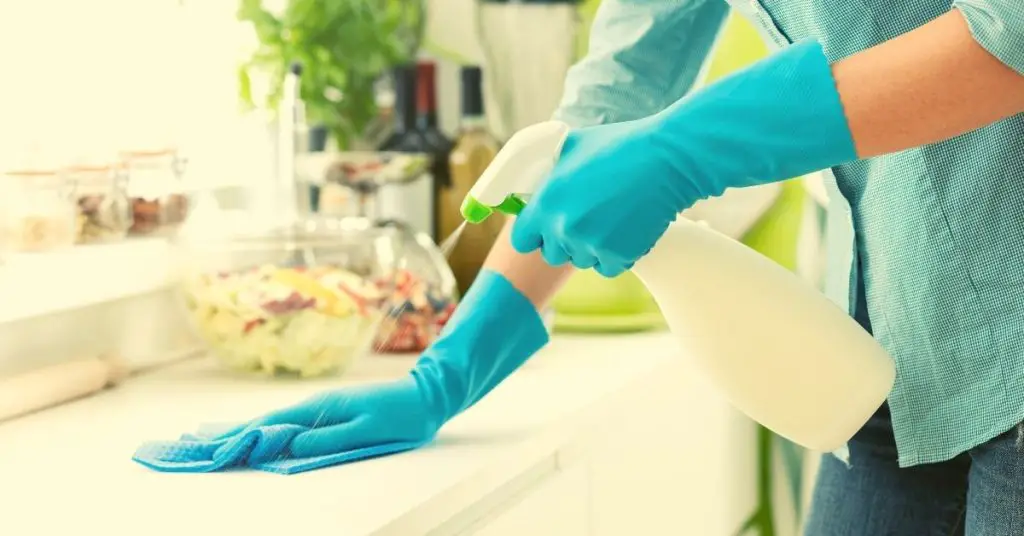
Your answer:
[174,214,401,378]
[372,220,459,354]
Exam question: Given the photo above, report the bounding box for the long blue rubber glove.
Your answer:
[511,39,857,277]
[132,270,548,474]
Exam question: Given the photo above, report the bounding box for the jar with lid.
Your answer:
[64,164,133,244]
[0,169,77,254]
[120,149,189,237]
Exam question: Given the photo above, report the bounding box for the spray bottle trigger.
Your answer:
[494,194,527,216]
[461,194,529,224]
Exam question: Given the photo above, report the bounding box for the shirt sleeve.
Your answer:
[954,0,1024,75]
[552,0,729,128]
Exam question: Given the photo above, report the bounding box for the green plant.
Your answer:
[237,0,424,150]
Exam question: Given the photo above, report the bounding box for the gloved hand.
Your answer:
[132,270,549,474]
[511,39,858,277]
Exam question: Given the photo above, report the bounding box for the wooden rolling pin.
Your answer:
[0,355,128,423]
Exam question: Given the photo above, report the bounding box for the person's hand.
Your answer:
[511,39,857,278]
[132,270,549,474]
[510,117,687,278]
[211,377,441,459]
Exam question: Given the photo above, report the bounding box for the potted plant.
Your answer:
[237,0,424,150]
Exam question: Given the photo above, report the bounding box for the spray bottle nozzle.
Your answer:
[460,194,529,224]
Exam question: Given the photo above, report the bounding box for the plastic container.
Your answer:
[120,149,189,237]
[0,169,77,254]
[175,214,401,378]
[65,164,133,244]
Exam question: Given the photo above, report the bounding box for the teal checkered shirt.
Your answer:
[554,0,1024,467]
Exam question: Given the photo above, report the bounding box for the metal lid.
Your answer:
[3,168,61,181]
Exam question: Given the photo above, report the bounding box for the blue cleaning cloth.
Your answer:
[133,270,549,475]
[132,423,427,475]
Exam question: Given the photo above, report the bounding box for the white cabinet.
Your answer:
[588,359,757,536]
[469,464,590,536]
[456,359,758,536]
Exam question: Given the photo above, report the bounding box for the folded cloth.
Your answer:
[132,423,426,475]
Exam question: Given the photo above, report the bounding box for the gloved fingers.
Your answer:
[221,392,358,436]
[565,244,598,270]
[287,420,372,458]
[593,260,626,279]
[509,207,543,254]
[540,239,571,266]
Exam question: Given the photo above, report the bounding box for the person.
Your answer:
[147,1,1022,533]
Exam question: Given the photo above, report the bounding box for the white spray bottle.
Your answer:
[461,121,895,452]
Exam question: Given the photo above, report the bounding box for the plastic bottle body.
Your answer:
[633,219,895,450]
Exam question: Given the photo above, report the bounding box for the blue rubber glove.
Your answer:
[511,39,857,277]
[132,270,548,474]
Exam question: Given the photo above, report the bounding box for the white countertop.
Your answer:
[0,334,680,536]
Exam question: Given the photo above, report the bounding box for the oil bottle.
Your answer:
[440,66,504,296]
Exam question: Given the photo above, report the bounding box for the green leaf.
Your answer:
[237,65,254,109]
[236,0,423,149]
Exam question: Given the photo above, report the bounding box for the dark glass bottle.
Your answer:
[377,64,435,239]
[380,64,428,153]
[415,61,454,240]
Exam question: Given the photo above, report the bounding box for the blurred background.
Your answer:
[0,1,833,534]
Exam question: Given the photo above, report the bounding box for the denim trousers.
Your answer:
[803,403,1024,535]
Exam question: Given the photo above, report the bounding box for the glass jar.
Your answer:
[0,169,77,254]
[120,149,189,237]
[65,164,133,244]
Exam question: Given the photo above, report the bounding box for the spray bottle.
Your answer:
[459,120,895,452]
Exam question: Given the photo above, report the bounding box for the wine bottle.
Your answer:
[378,64,434,238]
[440,65,504,295]
[415,61,454,241]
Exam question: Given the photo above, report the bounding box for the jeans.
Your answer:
[803,404,1024,535]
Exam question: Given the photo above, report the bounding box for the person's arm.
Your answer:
[837,6,1024,158]
[481,0,730,306]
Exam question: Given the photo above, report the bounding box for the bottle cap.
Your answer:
[415,62,438,113]
[460,66,485,118]
[391,64,418,129]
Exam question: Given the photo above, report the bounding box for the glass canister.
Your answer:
[120,149,189,237]
[0,168,77,254]
[65,164,133,244]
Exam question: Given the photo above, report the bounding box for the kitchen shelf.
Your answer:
[0,238,174,325]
